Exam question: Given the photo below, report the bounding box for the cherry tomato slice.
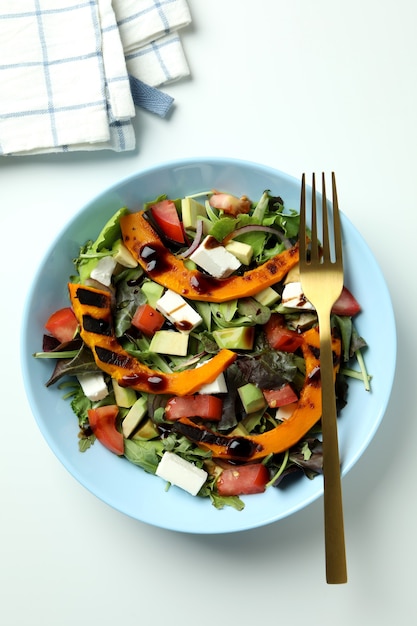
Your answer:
[216,463,269,496]
[87,405,124,455]
[45,307,78,343]
[150,199,185,244]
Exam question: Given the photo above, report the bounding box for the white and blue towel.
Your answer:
[0,0,191,155]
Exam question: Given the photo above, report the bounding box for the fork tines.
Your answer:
[300,172,343,269]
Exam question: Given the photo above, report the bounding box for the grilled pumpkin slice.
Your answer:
[68,283,236,396]
[120,210,299,303]
[172,326,341,461]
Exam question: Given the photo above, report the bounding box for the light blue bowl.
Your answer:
[21,158,396,533]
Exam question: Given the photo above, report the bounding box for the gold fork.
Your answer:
[299,172,347,584]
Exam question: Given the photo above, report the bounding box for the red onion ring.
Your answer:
[222,224,290,247]
[178,219,204,258]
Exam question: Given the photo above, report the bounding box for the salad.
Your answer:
[35,188,369,511]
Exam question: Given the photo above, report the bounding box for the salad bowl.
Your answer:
[21,157,396,534]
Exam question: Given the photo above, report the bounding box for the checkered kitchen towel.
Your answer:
[0,0,191,155]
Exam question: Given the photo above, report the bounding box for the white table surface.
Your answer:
[1,1,415,623]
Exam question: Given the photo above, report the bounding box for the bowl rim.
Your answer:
[20,157,397,533]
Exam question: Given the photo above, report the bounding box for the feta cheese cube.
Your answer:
[156,451,208,496]
[195,359,228,394]
[275,401,298,421]
[190,235,241,278]
[156,289,202,333]
[89,255,117,287]
[281,281,314,310]
[77,373,109,401]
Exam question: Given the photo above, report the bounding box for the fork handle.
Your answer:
[318,313,348,584]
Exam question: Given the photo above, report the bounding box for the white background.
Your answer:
[1,1,415,623]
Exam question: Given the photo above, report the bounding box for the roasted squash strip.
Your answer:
[68,283,237,396]
[120,210,299,302]
[173,326,341,461]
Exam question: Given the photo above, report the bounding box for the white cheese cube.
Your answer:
[77,373,109,401]
[275,401,298,421]
[156,451,208,496]
[281,282,315,310]
[195,359,227,394]
[190,235,241,278]
[284,263,300,284]
[156,289,202,333]
[90,256,117,287]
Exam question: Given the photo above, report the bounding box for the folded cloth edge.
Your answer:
[0,0,191,154]
[129,76,174,118]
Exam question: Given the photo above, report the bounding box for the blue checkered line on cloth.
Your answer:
[0,0,191,155]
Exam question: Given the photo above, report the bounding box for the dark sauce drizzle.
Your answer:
[138,241,234,297]
[119,373,167,392]
[171,421,259,461]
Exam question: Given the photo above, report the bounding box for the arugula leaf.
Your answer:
[209,214,259,242]
[122,336,172,372]
[209,492,245,511]
[255,238,286,263]
[162,433,212,465]
[113,266,145,337]
[78,433,96,452]
[194,301,212,331]
[62,380,97,451]
[195,470,246,510]
[143,194,167,210]
[93,207,130,252]
[236,229,268,258]
[69,384,92,423]
[237,298,271,325]
[195,331,221,354]
[124,438,164,474]
[217,299,238,322]
[251,190,270,222]
[73,208,130,281]
[265,202,300,239]
[209,298,270,329]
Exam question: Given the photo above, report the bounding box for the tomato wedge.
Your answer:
[45,307,78,343]
[216,463,269,496]
[165,395,223,421]
[332,286,361,316]
[264,313,304,352]
[132,303,165,336]
[150,199,185,244]
[263,384,298,408]
[87,405,124,455]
